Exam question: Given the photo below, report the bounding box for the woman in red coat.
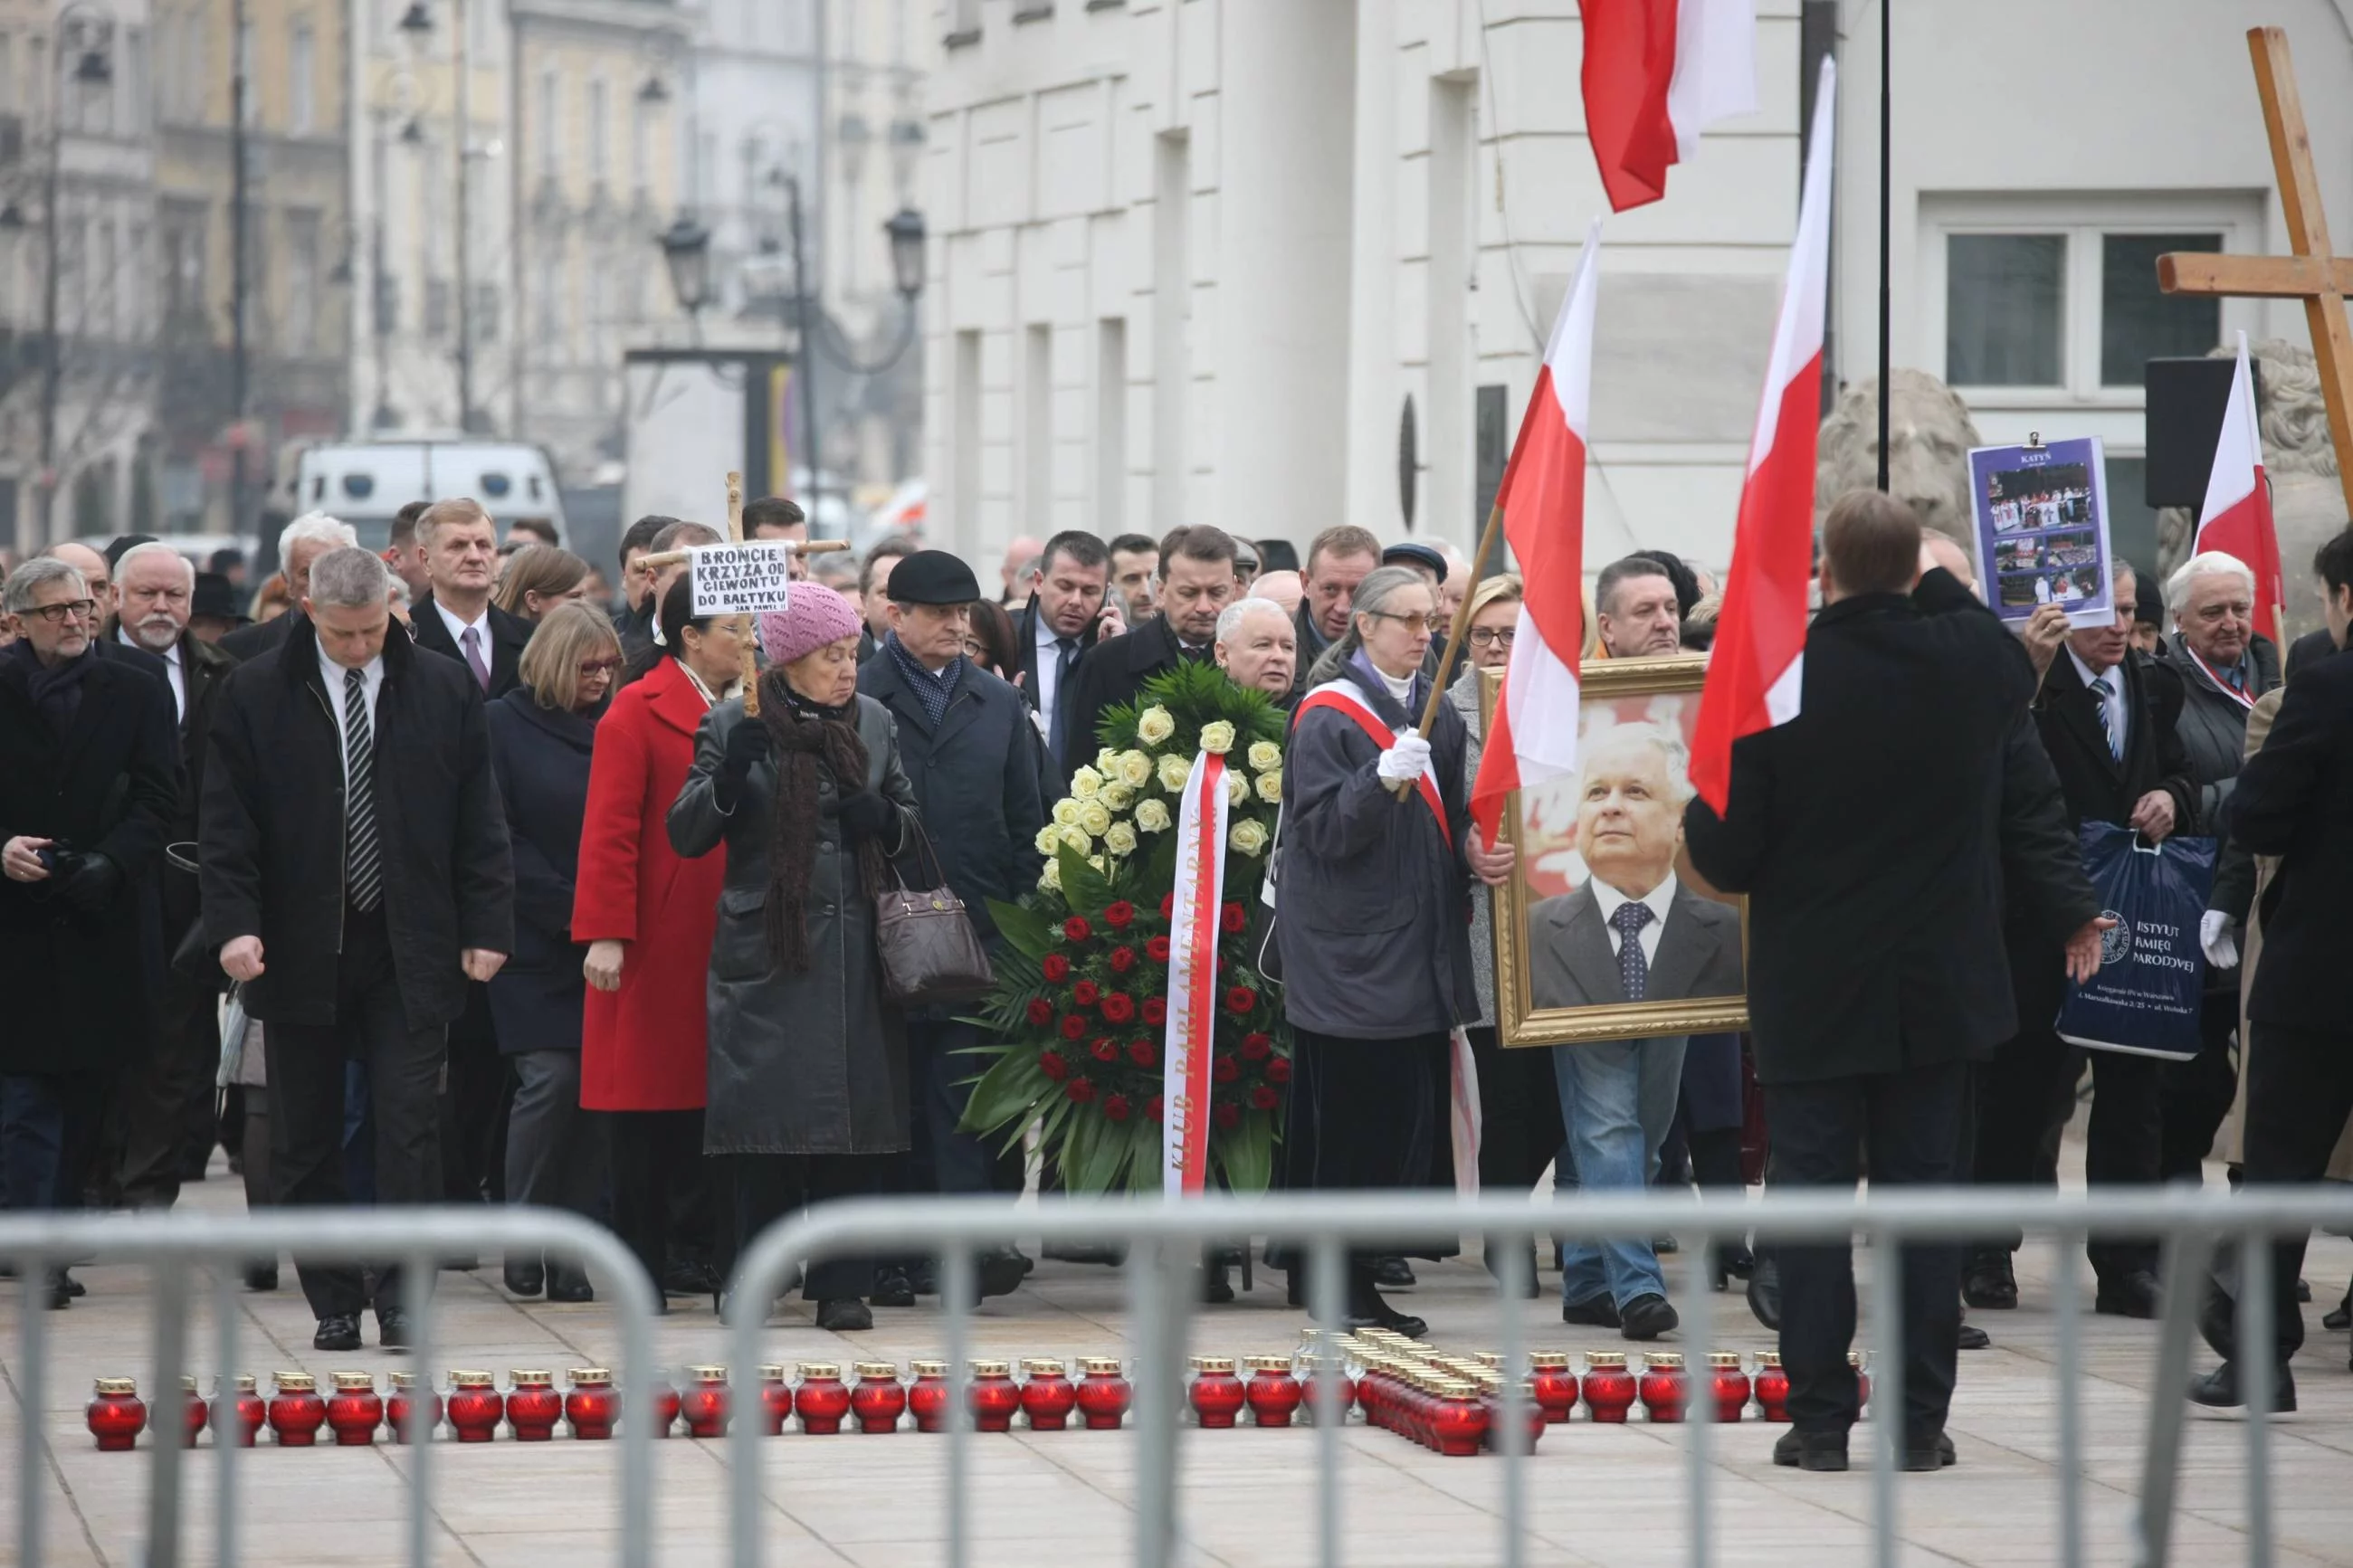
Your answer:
[573,576,751,1303]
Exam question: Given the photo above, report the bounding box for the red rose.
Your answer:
[1100,993,1137,1024]
[1104,900,1136,929]
[1213,1054,1239,1084]
[1041,953,1071,983]
[1072,980,1100,1007]
[1063,917,1092,943]
[1059,1014,1088,1041]
[1025,998,1054,1027]
[1110,946,1138,974]
[1222,901,1246,934]
[1141,997,1167,1027]
[1224,985,1259,1015]
[1128,1039,1157,1068]
[1241,1031,1272,1061]
[1103,1093,1131,1122]
[1265,1056,1291,1085]
[1040,1050,1068,1080]
[1067,1077,1096,1104]
[1215,1103,1240,1129]
[1146,1096,1165,1122]
[1250,1084,1280,1111]
[1159,894,1175,917]
[1146,935,1172,963]
[1091,1037,1118,1063]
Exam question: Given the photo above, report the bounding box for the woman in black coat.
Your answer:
[487,602,621,1301]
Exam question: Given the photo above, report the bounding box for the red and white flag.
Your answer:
[1690,58,1834,815]
[2193,330,2287,648]
[1160,749,1229,1197]
[1580,0,1758,212]
[1471,220,1603,845]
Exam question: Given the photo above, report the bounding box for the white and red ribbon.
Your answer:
[2181,643,2257,712]
[1161,749,1229,1197]
[1449,1028,1482,1198]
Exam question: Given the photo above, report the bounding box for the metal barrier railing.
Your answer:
[723,1186,2353,1568]
[1,1207,661,1568]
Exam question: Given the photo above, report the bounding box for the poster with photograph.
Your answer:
[1967,437,2116,629]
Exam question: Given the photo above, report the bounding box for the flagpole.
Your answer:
[1393,499,1509,800]
[1875,0,1892,490]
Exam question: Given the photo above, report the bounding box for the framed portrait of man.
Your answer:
[1483,657,1749,1047]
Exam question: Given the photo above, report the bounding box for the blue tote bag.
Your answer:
[2053,821,2217,1061]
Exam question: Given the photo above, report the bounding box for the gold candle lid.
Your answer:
[1528,1352,1570,1371]
[230,1374,258,1393]
[1848,1351,1869,1369]
[1473,1352,1502,1368]
[1707,1352,1744,1369]
[1188,1355,1236,1373]
[757,1364,787,1382]
[448,1370,494,1387]
[273,1373,317,1392]
[568,1368,612,1383]
[1434,1377,1476,1397]
[1645,1353,1686,1370]
[1757,1351,1782,1368]
[968,1359,1011,1377]
[388,1372,424,1390]
[510,1370,555,1388]
[1021,1358,1064,1376]
[1585,1352,1628,1369]
[330,1371,376,1392]
[1470,1369,1503,1390]
[853,1362,900,1380]
[910,1359,948,1376]
[1079,1356,1123,1375]
[180,1375,200,1394]
[1242,1354,1291,1373]
[94,1376,138,1395]
[684,1364,728,1382]
[795,1363,840,1380]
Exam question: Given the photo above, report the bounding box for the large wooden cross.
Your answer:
[2158,25,2353,522]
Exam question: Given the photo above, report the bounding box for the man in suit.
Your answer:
[1013,530,1119,770]
[203,546,512,1352]
[1108,533,1159,622]
[1538,722,1739,1341]
[744,495,811,576]
[1593,557,1685,659]
[103,544,240,1210]
[1966,560,2196,1321]
[1062,525,1240,763]
[382,501,433,603]
[1291,526,1382,700]
[220,514,359,660]
[1685,490,2036,1474]
[2192,530,2353,1411]
[1213,597,1299,701]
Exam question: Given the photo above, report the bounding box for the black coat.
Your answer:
[2229,644,2353,1031]
[200,614,515,1029]
[2030,646,2198,836]
[0,643,179,1074]
[410,593,531,698]
[1014,596,1106,738]
[1683,568,2031,1085]
[857,644,1047,949]
[1060,613,1207,772]
[485,689,597,1054]
[105,623,239,947]
[2286,626,2338,681]
[218,611,293,663]
[1996,710,2101,953]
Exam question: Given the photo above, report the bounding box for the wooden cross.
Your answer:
[2158,26,2353,522]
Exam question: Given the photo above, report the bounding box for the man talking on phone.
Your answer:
[1015,530,1120,772]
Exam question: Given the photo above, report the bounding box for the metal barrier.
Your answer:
[724,1186,2353,1568]
[1,1207,662,1568]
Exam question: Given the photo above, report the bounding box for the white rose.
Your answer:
[1248,740,1282,772]
[1157,753,1193,794]
[1070,765,1104,799]
[1228,818,1270,857]
[1096,747,1121,775]
[1136,706,1176,745]
[1077,800,1114,838]
[1255,768,1282,804]
[1119,750,1154,788]
[1225,769,1250,807]
[1060,825,1093,854]
[1104,822,1139,857]
[1039,858,1064,892]
[1053,798,1082,829]
[1087,855,1107,875]
[1198,719,1236,755]
[1034,823,1064,855]
[1135,798,1174,833]
[1102,782,1135,811]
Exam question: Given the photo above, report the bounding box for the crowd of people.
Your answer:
[1,491,2350,1473]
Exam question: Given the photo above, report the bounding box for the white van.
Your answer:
[291,440,567,551]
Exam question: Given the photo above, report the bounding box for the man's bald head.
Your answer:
[47,542,114,619]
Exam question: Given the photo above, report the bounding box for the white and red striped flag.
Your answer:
[1470,220,1604,845]
[1690,57,1834,814]
[1159,750,1229,1197]
[2193,330,2287,647]
[1580,0,1758,212]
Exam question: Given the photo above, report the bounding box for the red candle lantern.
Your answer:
[445,1370,504,1443]
[850,1363,906,1434]
[1356,1354,1397,1431]
[967,1361,1021,1433]
[565,1369,617,1440]
[325,1372,383,1446]
[1296,1355,1356,1425]
[1473,1373,1546,1453]
[1430,1378,1490,1458]
[1753,1352,1790,1423]
[386,1372,443,1444]
[1638,1354,1689,1424]
[214,1375,266,1448]
[87,1378,147,1451]
[1186,1356,1246,1430]
[1527,1353,1578,1425]
[1706,1352,1750,1423]
[1850,1351,1871,1417]
[680,1365,730,1439]
[906,1361,951,1433]
[267,1373,327,1447]
[1581,1353,1637,1424]
[179,1376,208,1448]
[1018,1359,1076,1431]
[757,1364,791,1436]
[1243,1355,1302,1428]
[649,1374,682,1439]
[794,1364,852,1436]
[1074,1356,1131,1430]
[506,1371,563,1441]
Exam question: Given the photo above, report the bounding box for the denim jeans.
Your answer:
[0,1073,106,1214]
[1553,1036,1688,1307]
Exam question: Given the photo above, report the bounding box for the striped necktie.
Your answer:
[343,667,383,912]
[2088,675,2123,761]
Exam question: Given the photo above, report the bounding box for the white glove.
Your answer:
[1376,733,1434,784]
[2199,909,2240,971]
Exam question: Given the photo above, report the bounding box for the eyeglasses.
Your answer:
[22,599,96,624]
[1467,626,1517,650]
[1368,610,1446,635]
[577,657,624,677]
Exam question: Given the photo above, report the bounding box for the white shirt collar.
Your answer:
[2066,645,2117,691]
[433,596,487,650]
[117,626,181,666]
[318,641,384,697]
[1590,868,1679,929]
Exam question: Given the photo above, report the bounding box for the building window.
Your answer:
[237,21,255,126]
[538,68,560,179]
[2101,233,2220,387]
[946,0,981,46]
[1946,234,2064,388]
[631,99,651,198]
[285,211,319,355]
[425,276,451,337]
[290,22,315,135]
[588,77,609,187]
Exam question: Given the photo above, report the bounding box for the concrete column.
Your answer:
[1344,0,1399,536]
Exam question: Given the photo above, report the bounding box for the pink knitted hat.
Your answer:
[756,582,865,667]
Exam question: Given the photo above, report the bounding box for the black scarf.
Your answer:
[756,670,891,971]
[883,632,963,729]
[7,639,94,732]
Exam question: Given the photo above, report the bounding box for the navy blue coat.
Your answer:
[485,688,597,1054]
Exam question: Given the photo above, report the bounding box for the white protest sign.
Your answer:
[690,541,798,616]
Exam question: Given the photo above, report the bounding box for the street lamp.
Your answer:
[658,216,714,317]
[884,207,927,299]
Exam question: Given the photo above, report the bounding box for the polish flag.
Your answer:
[1690,58,1834,815]
[1471,222,1603,844]
[2193,331,2287,647]
[1580,0,1758,213]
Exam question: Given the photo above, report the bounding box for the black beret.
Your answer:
[1382,541,1448,579]
[887,549,983,605]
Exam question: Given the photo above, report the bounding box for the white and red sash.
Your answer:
[1295,679,1453,849]
[2181,644,2257,712]
[1161,748,1229,1196]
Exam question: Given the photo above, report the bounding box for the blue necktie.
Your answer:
[1612,901,1654,1003]
[2089,676,2123,761]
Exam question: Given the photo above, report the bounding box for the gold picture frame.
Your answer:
[1484,657,1750,1048]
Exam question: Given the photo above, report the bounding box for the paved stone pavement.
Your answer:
[6,1142,2353,1567]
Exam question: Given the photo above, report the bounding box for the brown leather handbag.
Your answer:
[873,827,996,1005]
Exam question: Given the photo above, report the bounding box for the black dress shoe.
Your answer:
[1773,1428,1849,1471]
[376,1308,413,1350]
[1710,1246,1757,1291]
[1042,1241,1127,1266]
[1747,1255,1783,1331]
[60,1270,84,1298]
[243,1263,279,1293]
[662,1259,725,1298]
[503,1259,545,1297]
[313,1314,362,1353]
[2187,1360,2296,1412]
[1375,1256,1415,1288]
[1562,1293,1623,1328]
[40,1271,71,1311]
[910,1259,939,1296]
[870,1266,917,1308]
[2094,1269,2164,1319]
[2326,1283,2352,1333]
[1199,1264,1236,1305]
[816,1297,874,1332]
[2297,1277,2312,1304]
[1963,1249,2018,1310]
[1958,1322,1992,1351]
[976,1246,1030,1299]
[545,1269,595,1304]
[1903,1430,1958,1471]
[1620,1293,1680,1341]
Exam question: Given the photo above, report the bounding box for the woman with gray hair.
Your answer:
[1275,565,1515,1335]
